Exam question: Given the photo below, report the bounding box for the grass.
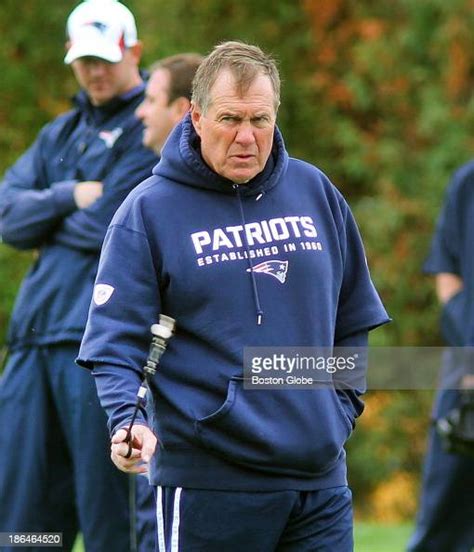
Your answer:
[355,522,413,551]
[72,522,413,551]
[72,536,83,552]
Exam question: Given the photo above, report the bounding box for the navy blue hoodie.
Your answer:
[0,85,158,348]
[78,113,389,490]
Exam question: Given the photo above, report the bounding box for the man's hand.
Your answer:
[110,424,157,474]
[461,374,474,390]
[73,181,103,209]
[435,273,463,305]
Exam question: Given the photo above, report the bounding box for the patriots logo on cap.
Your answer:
[246,260,289,284]
[85,21,108,34]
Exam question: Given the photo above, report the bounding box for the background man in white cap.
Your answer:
[0,1,158,550]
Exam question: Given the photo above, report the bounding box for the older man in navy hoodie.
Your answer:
[78,41,390,551]
[0,1,158,550]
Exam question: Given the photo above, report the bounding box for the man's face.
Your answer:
[70,47,140,106]
[136,68,185,153]
[191,70,276,184]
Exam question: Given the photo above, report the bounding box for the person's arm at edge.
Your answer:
[0,127,79,249]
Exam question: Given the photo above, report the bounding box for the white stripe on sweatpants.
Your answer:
[156,486,182,552]
[170,487,182,552]
[156,486,166,552]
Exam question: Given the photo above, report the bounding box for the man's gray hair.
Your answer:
[191,41,280,113]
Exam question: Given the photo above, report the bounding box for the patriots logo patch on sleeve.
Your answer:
[246,260,289,284]
[93,284,115,306]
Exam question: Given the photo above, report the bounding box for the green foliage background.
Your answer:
[2,0,473,520]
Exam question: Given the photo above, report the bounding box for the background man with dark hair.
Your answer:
[136,53,204,154]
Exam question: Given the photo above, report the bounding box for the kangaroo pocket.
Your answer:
[194,377,352,477]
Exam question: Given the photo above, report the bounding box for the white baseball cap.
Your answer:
[64,0,138,65]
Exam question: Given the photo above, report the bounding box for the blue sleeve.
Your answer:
[92,364,146,436]
[77,220,161,372]
[423,173,462,275]
[0,126,78,250]
[51,126,158,253]
[77,216,162,433]
[335,198,390,341]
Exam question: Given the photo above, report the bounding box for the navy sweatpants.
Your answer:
[154,485,353,551]
[0,344,156,552]
[407,390,474,552]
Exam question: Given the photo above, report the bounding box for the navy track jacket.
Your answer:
[0,85,158,348]
[78,114,390,491]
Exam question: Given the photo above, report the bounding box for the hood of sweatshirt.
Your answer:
[153,112,288,197]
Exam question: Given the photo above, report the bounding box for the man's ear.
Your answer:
[128,41,143,64]
[171,97,191,124]
[190,103,202,137]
